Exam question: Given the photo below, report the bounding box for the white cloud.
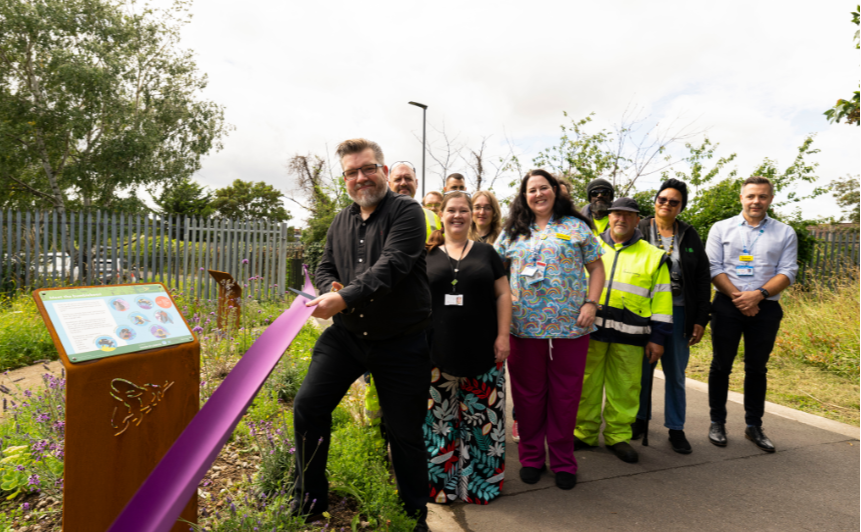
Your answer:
[156,0,859,223]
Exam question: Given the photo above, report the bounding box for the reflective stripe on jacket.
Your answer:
[424,209,441,243]
[592,228,673,347]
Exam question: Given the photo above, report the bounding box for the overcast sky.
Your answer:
[160,0,860,224]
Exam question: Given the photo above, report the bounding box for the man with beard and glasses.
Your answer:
[389,161,441,240]
[580,178,615,235]
[294,139,433,532]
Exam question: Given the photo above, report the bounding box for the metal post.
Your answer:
[409,101,428,198]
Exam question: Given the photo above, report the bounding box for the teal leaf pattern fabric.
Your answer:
[424,363,506,505]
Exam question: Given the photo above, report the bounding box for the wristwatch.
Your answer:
[757,287,770,299]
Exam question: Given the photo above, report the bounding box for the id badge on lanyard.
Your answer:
[736,253,754,276]
[521,261,546,284]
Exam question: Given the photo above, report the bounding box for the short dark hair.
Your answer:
[446,173,465,183]
[503,169,592,240]
[741,176,774,195]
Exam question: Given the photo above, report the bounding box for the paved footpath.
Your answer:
[428,370,860,532]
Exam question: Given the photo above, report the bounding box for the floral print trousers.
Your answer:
[424,362,506,505]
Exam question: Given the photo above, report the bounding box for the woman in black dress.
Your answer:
[424,191,512,505]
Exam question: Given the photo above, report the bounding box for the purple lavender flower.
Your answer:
[28,474,40,486]
[242,258,249,264]
[22,502,29,511]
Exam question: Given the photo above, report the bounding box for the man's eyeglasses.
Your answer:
[656,196,681,208]
[343,164,382,181]
[590,188,612,198]
[424,202,441,209]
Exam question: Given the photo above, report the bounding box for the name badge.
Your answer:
[555,232,570,241]
[444,294,464,306]
[739,255,754,262]
[736,264,754,277]
[521,266,537,277]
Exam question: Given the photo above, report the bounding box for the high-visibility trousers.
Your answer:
[575,340,644,447]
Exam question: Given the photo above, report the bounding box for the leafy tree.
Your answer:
[212,179,291,222]
[824,6,860,126]
[285,154,352,276]
[0,0,231,215]
[153,177,214,218]
[830,174,860,223]
[668,136,824,263]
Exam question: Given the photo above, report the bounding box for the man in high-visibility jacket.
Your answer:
[388,161,440,240]
[575,197,673,464]
[579,178,614,236]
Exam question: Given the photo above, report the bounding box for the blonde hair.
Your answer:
[335,138,385,168]
[468,190,502,244]
[426,192,472,252]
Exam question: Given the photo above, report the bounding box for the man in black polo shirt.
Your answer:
[293,138,432,531]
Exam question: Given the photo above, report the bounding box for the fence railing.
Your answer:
[1,210,305,299]
[797,229,859,285]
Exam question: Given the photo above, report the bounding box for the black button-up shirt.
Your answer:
[315,190,431,340]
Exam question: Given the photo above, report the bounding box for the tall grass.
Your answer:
[688,273,860,426]
[772,274,859,380]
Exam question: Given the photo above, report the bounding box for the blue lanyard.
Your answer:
[531,218,554,264]
[740,218,767,254]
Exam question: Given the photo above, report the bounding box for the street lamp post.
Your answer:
[408,101,428,198]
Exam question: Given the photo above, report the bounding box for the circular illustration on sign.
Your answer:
[115,326,136,341]
[150,325,170,339]
[95,336,118,351]
[129,312,150,326]
[136,297,154,309]
[155,296,172,309]
[154,310,174,324]
[110,298,130,312]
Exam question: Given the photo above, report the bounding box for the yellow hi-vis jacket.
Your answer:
[593,228,673,347]
[424,209,441,242]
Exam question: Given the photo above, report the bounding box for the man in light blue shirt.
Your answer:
[705,176,798,453]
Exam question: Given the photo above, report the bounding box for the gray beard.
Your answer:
[350,182,388,208]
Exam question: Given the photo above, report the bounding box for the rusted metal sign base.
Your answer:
[208,269,242,330]
[33,284,199,532]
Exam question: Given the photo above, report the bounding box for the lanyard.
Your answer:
[531,218,555,264]
[444,241,468,293]
[739,218,767,254]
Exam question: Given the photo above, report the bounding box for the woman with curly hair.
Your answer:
[494,169,605,490]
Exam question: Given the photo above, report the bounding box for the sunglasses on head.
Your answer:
[444,190,471,198]
[590,189,612,198]
[656,196,681,207]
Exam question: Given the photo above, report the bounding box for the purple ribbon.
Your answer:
[109,267,317,532]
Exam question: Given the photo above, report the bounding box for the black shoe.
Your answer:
[555,471,577,490]
[519,464,546,484]
[288,494,328,520]
[606,441,639,463]
[745,426,776,453]
[573,436,596,451]
[708,423,727,447]
[668,429,692,454]
[630,418,647,441]
[413,507,431,532]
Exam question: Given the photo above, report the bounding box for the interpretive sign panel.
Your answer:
[37,284,193,363]
[33,283,198,532]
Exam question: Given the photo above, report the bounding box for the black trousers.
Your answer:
[293,324,431,515]
[708,292,783,426]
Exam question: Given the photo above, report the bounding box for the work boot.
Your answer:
[573,435,596,451]
[668,429,692,454]
[606,441,639,463]
[630,418,647,441]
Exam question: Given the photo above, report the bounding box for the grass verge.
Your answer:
[687,276,859,426]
